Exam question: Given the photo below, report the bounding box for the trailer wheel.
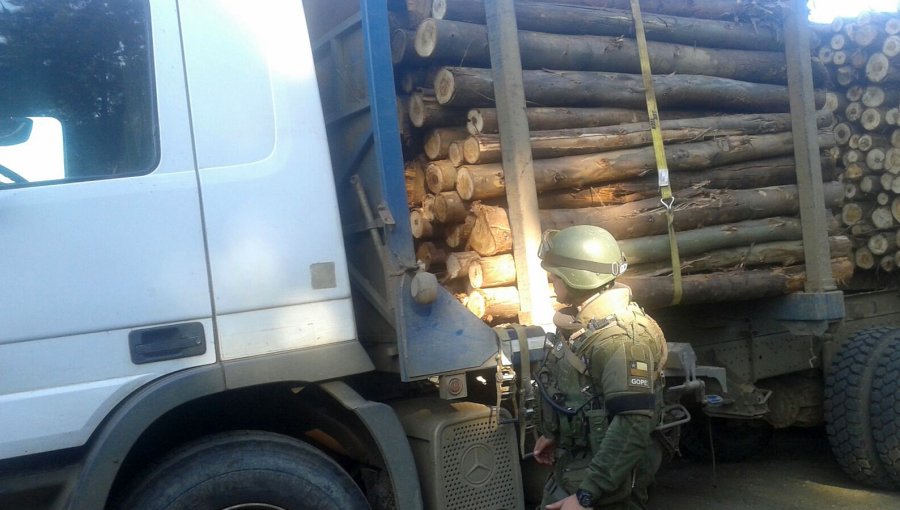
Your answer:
[679,414,773,462]
[117,431,369,510]
[824,326,896,489]
[871,336,900,486]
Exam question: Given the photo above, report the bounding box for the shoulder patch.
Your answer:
[628,376,651,389]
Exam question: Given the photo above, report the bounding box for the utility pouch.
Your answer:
[584,408,609,452]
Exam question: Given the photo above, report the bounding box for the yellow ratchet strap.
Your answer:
[629,0,682,305]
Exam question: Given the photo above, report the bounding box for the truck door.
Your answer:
[0,0,215,461]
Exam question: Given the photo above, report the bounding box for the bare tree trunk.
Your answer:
[434,67,823,112]
[539,183,843,241]
[536,157,835,207]
[467,106,712,134]
[627,236,852,276]
[432,0,786,50]
[469,254,517,288]
[622,258,854,310]
[462,113,827,164]
[456,132,835,200]
[469,204,512,256]
[466,286,519,320]
[616,217,804,265]
[416,18,812,85]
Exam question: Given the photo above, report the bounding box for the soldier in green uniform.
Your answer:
[533,225,667,510]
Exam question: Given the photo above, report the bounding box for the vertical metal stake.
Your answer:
[484,0,553,326]
[784,0,835,292]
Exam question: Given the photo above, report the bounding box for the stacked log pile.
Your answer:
[816,10,900,280]
[396,0,847,319]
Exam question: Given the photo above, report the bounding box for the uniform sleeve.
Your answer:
[577,334,657,498]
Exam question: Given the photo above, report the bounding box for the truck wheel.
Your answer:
[871,336,900,486]
[680,414,773,462]
[117,431,369,510]
[824,326,896,489]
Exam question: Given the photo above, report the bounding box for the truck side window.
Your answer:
[0,0,157,186]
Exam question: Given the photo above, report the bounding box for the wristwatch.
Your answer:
[575,488,595,508]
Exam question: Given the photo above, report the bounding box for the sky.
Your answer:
[809,0,899,22]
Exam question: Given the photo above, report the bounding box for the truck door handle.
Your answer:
[129,322,206,364]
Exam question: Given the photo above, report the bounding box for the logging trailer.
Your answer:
[0,0,898,508]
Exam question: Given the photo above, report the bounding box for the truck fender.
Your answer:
[61,363,227,510]
[320,381,424,510]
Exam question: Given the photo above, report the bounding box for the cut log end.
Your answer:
[414,18,438,59]
[435,68,456,105]
[467,108,484,135]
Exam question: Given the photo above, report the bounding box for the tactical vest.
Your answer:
[536,286,666,452]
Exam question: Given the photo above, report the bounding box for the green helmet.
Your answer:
[538,225,626,290]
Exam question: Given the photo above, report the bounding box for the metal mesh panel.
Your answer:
[438,415,519,510]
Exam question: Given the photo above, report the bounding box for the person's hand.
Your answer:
[545,494,589,510]
[533,435,557,466]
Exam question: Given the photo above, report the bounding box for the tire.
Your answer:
[117,431,370,510]
[680,414,773,462]
[871,335,900,486]
[824,326,896,489]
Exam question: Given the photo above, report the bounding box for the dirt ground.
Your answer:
[648,427,900,510]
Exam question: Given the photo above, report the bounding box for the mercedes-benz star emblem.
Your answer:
[460,444,495,486]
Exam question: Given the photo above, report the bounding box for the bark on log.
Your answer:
[405,158,427,208]
[416,241,448,270]
[456,132,834,200]
[836,66,858,87]
[622,258,854,310]
[535,157,832,207]
[448,142,465,167]
[409,91,468,129]
[469,203,512,256]
[860,174,883,194]
[466,286,519,321]
[467,107,712,134]
[416,18,810,85]
[858,134,889,152]
[432,0,786,50]
[392,28,426,66]
[446,214,475,248]
[627,236,852,276]
[825,92,848,115]
[433,67,823,112]
[446,251,480,279]
[424,127,469,160]
[468,254,517,289]
[410,208,435,239]
[462,113,819,164]
[516,0,784,21]
[540,184,842,241]
[617,217,807,265]
[433,191,467,223]
[425,160,458,193]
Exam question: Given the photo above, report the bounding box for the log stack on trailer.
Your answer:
[815,11,900,280]
[396,0,847,321]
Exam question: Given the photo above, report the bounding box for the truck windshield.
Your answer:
[0,0,157,185]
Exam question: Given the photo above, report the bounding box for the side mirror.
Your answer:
[0,117,65,184]
[0,117,34,147]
